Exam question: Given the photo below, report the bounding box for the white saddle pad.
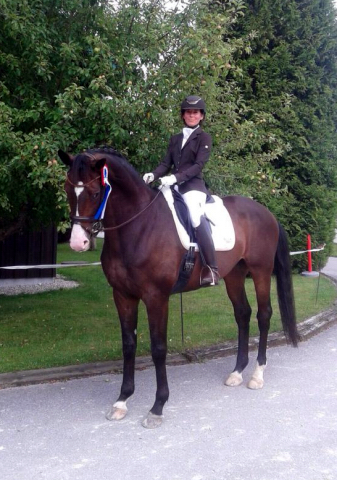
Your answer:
[160,185,235,251]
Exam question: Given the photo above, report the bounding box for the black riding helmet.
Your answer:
[181,95,206,114]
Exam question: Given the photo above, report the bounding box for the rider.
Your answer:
[143,95,219,287]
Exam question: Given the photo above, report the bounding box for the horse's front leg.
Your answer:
[106,289,139,421]
[142,294,170,429]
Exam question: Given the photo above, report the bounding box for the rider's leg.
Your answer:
[181,191,219,287]
[195,216,219,286]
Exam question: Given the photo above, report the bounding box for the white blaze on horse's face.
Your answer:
[69,182,91,252]
[74,184,84,215]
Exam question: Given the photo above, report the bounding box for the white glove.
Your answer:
[143,172,154,184]
[160,175,177,187]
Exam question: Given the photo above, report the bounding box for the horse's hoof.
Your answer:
[247,377,264,390]
[142,412,163,429]
[225,371,243,387]
[106,406,128,421]
[248,363,266,389]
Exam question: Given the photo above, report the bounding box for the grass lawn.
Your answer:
[0,239,336,373]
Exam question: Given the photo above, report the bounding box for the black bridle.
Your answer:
[67,169,161,236]
[66,164,110,235]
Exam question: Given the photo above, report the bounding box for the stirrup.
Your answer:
[200,265,219,287]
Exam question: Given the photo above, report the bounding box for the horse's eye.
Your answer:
[93,192,100,199]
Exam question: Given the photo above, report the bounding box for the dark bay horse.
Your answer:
[58,147,299,429]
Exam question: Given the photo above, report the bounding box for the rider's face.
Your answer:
[182,109,204,127]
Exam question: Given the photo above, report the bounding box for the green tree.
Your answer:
[0,0,249,241]
[223,0,337,268]
[0,0,110,240]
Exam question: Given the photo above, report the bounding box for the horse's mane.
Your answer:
[85,147,142,184]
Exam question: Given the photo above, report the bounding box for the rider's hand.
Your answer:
[160,175,177,187]
[143,173,154,184]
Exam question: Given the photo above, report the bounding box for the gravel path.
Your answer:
[0,275,78,296]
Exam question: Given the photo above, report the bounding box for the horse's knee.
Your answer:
[234,300,252,317]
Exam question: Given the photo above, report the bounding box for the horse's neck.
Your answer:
[102,187,182,271]
[102,188,162,258]
[104,156,157,233]
[106,156,148,201]
[108,174,153,214]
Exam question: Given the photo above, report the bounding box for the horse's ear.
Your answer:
[93,158,107,172]
[58,150,73,166]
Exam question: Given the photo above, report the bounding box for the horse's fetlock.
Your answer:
[158,387,169,403]
[121,387,134,399]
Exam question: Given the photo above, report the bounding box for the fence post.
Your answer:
[302,234,319,277]
[307,234,312,273]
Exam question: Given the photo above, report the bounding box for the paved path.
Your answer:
[1,322,337,480]
[321,256,337,280]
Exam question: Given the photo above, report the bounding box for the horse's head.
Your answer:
[58,149,107,252]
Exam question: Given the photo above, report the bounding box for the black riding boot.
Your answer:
[195,216,219,287]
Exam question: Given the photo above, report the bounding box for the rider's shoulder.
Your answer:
[199,129,212,141]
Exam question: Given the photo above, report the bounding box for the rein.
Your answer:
[102,190,161,232]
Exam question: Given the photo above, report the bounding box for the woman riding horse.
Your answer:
[143,95,219,287]
[58,102,299,428]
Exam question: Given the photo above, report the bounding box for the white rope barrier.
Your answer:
[0,262,101,270]
[0,245,325,270]
[290,246,325,256]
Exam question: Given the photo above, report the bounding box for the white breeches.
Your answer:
[181,190,207,228]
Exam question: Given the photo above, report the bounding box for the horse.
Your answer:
[58,147,299,429]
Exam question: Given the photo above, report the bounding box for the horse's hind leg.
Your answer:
[106,290,139,421]
[224,262,252,387]
[248,269,273,390]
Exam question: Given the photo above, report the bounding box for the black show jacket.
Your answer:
[152,127,212,195]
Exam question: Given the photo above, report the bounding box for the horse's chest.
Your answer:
[101,255,142,292]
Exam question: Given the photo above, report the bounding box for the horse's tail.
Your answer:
[273,223,300,347]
